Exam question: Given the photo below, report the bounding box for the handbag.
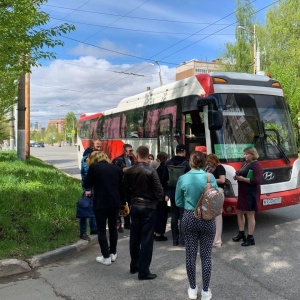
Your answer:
[119,203,130,217]
[76,196,95,218]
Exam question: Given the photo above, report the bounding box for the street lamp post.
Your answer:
[238,24,260,74]
[150,60,163,86]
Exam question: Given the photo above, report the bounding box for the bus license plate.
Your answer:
[263,197,282,206]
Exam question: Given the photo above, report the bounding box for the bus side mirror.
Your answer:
[208,110,223,130]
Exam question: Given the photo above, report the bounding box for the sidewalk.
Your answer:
[0,217,295,299]
[0,235,98,278]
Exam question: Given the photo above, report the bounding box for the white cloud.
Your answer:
[30,57,176,126]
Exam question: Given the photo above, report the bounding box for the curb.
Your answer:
[0,236,98,278]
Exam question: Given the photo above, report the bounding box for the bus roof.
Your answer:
[98,72,284,116]
[105,75,205,115]
[79,112,102,122]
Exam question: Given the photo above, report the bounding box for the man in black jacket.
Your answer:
[166,144,190,246]
[122,146,163,280]
[112,144,135,232]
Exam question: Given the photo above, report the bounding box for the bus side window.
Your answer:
[125,109,143,138]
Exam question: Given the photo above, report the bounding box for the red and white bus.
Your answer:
[77,72,300,215]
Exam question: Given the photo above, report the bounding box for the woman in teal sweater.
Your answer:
[175,151,218,300]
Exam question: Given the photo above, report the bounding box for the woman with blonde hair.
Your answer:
[84,151,124,265]
[87,150,110,166]
[232,147,263,246]
[206,153,226,248]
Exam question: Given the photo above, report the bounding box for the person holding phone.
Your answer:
[232,147,263,246]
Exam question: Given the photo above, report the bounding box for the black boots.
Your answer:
[232,231,246,242]
[233,231,255,246]
[241,235,255,246]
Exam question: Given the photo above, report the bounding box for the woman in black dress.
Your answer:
[232,147,263,246]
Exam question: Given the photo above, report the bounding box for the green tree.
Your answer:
[0,117,10,142]
[222,0,256,72]
[263,0,300,135]
[0,0,75,117]
[64,112,78,143]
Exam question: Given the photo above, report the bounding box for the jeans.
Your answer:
[94,208,119,258]
[79,217,97,235]
[130,205,156,277]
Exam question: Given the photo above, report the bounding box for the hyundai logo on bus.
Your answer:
[263,172,275,181]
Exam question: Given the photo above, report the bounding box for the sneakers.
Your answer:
[110,253,117,262]
[96,256,111,266]
[201,288,212,300]
[79,233,91,241]
[188,286,198,299]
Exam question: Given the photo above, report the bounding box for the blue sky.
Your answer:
[30,0,277,126]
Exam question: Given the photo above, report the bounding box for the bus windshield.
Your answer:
[213,93,298,161]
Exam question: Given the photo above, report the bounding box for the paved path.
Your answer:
[30,145,81,179]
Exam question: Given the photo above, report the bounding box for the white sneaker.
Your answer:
[188,286,198,299]
[96,256,111,265]
[201,288,212,300]
[110,253,117,262]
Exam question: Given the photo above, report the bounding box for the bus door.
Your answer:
[184,111,206,156]
[157,114,173,158]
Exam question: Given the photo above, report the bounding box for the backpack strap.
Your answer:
[206,173,212,189]
[194,173,210,219]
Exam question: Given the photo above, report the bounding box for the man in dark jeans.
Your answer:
[166,144,191,246]
[112,144,135,233]
[122,146,163,280]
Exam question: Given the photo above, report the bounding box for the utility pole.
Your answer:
[150,60,163,86]
[17,74,26,161]
[253,24,256,74]
[238,24,260,74]
[25,72,30,159]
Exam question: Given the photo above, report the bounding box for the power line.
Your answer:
[42,3,239,26]
[50,16,236,36]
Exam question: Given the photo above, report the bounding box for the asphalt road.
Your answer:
[0,146,300,299]
[29,144,82,180]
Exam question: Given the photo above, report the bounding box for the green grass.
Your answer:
[0,151,82,259]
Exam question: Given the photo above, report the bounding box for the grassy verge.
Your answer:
[0,151,82,260]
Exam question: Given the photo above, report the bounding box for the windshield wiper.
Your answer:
[255,120,290,164]
[266,134,290,164]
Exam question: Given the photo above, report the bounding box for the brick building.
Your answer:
[176,59,223,81]
[47,119,65,134]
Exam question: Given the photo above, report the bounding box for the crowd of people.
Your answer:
[79,140,263,300]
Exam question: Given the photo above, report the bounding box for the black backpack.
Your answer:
[167,162,186,188]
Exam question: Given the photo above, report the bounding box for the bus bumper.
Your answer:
[223,188,300,216]
[259,188,300,211]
